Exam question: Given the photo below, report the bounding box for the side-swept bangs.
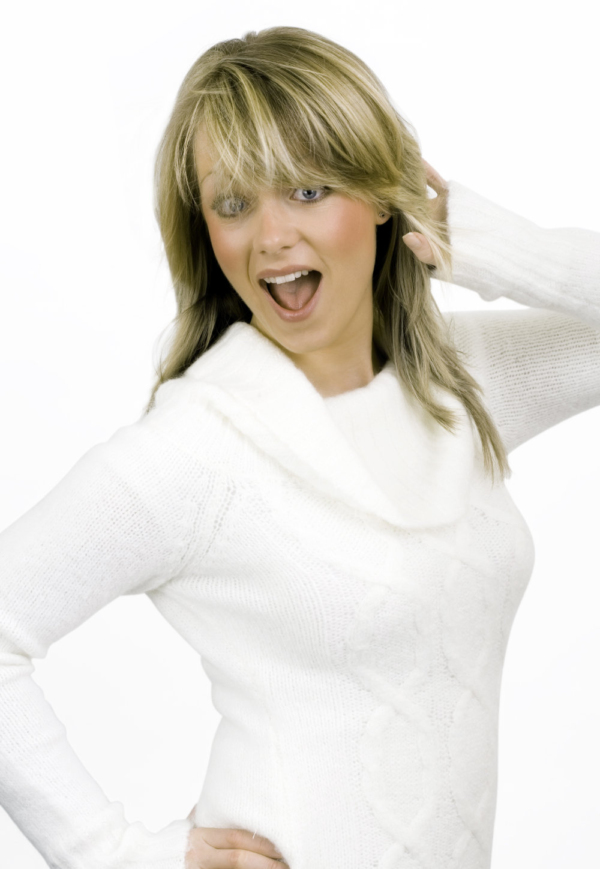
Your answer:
[150,26,510,483]
[173,34,404,214]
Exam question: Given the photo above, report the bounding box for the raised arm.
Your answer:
[0,406,200,868]
[446,181,600,453]
[404,168,600,454]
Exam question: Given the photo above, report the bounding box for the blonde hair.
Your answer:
[148,25,510,483]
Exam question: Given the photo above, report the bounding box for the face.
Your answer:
[195,126,390,379]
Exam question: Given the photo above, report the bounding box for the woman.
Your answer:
[0,24,598,869]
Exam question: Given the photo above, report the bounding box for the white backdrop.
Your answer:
[0,2,598,867]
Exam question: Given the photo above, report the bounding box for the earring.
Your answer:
[379,211,387,218]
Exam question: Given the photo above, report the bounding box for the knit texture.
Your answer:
[0,181,598,869]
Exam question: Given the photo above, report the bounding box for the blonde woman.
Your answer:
[1,24,599,869]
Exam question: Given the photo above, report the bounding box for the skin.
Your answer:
[184,821,289,868]
[196,126,380,397]
[401,159,449,266]
[185,141,448,868]
[195,128,445,399]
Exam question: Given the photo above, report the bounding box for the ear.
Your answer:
[375,210,391,226]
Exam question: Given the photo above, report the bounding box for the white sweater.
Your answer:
[0,181,598,869]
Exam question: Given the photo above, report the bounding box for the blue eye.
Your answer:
[212,195,246,217]
[294,188,322,202]
[212,187,329,218]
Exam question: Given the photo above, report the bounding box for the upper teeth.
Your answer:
[264,269,310,284]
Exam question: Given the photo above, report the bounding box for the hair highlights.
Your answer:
[148,25,510,482]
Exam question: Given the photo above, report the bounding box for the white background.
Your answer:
[0,1,598,867]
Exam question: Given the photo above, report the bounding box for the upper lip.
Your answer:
[256,265,319,281]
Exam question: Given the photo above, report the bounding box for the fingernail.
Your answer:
[403,232,421,246]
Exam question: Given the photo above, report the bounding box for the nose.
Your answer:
[252,193,301,255]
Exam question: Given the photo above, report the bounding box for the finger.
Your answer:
[422,158,446,191]
[211,850,288,868]
[402,232,436,266]
[198,826,285,861]
[421,158,448,194]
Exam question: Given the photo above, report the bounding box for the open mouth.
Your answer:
[260,270,322,311]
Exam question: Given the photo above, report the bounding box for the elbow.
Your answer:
[0,630,37,685]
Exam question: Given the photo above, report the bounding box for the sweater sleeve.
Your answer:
[0,409,200,868]
[443,180,600,453]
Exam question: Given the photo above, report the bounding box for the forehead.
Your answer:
[194,127,250,198]
[195,126,217,189]
[193,121,344,202]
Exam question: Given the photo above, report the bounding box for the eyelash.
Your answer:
[212,187,330,219]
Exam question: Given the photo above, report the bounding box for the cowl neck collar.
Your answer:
[181,321,478,530]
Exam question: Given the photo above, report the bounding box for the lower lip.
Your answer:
[261,274,323,322]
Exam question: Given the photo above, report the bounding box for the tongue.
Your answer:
[269,272,320,310]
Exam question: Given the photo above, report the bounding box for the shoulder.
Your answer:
[77,374,235,508]
[141,372,231,448]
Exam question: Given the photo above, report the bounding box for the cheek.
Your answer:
[201,211,242,279]
[325,205,375,262]
[208,229,241,278]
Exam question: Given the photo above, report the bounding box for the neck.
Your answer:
[280,339,385,398]
[250,295,387,397]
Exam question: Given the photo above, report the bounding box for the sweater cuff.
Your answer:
[60,814,194,869]
[115,816,194,869]
[445,179,600,326]
[126,816,194,869]
[446,179,554,303]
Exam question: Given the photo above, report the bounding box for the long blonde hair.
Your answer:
[148,25,510,483]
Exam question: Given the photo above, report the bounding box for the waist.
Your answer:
[193,700,499,869]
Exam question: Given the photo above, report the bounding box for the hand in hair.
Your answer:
[402,159,449,267]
